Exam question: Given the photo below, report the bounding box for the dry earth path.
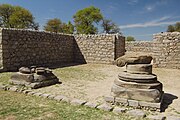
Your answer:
[33,64,180,116]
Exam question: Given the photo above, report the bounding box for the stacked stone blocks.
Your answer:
[126,32,180,69]
[0,28,125,71]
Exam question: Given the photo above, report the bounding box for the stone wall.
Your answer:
[1,28,74,71]
[126,32,180,69]
[0,28,125,71]
[125,41,154,54]
[0,29,2,69]
[74,34,125,64]
[153,32,180,69]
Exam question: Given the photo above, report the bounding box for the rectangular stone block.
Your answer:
[113,107,126,114]
[97,103,113,112]
[115,97,128,105]
[48,95,56,99]
[40,94,50,98]
[128,99,139,107]
[54,95,64,101]
[9,86,18,92]
[33,92,43,97]
[70,99,87,106]
[84,102,99,108]
[104,96,115,103]
[27,91,36,95]
[22,90,32,94]
[139,101,161,109]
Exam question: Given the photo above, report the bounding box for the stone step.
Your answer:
[114,78,162,90]
[118,71,157,83]
[111,84,163,103]
[126,64,152,74]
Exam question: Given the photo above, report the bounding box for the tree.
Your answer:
[0,4,14,27]
[167,25,175,32]
[126,36,135,41]
[61,21,74,34]
[174,22,180,32]
[101,19,121,34]
[167,22,180,32]
[44,19,74,34]
[73,6,103,34]
[0,4,38,29]
[44,18,63,33]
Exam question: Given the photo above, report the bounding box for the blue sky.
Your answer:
[0,0,180,40]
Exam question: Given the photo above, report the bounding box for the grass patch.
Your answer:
[53,65,107,81]
[0,90,139,120]
[0,72,13,84]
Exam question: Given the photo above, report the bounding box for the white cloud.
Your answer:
[120,16,180,29]
[142,0,168,13]
[146,6,154,11]
[128,0,139,5]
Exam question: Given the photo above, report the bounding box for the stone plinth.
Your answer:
[9,66,60,89]
[108,55,164,111]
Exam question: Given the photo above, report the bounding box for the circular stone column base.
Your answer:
[126,64,152,74]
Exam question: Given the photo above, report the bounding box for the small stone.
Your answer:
[22,90,32,94]
[29,83,40,89]
[0,84,7,90]
[97,103,113,111]
[0,84,6,90]
[84,102,99,108]
[128,99,139,107]
[40,94,50,98]
[70,99,87,106]
[147,115,166,120]
[115,97,128,105]
[19,67,31,74]
[61,96,70,103]
[48,95,56,99]
[139,101,161,109]
[104,96,115,103]
[127,109,146,118]
[9,86,18,92]
[113,107,126,114]
[27,91,36,95]
[54,95,64,101]
[33,92,43,96]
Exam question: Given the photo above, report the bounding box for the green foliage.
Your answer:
[0,4,38,29]
[44,19,74,34]
[61,21,74,34]
[126,36,135,41]
[167,25,175,32]
[167,22,180,32]
[0,72,12,84]
[174,22,180,32]
[73,6,103,34]
[101,18,121,34]
[44,18,63,33]
[0,4,14,28]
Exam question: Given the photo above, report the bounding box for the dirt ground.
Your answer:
[33,64,180,116]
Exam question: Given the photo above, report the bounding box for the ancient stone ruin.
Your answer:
[106,54,164,111]
[9,66,60,89]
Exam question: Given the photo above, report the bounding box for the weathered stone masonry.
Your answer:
[0,28,125,71]
[126,32,180,69]
[0,29,2,68]
[74,35,125,64]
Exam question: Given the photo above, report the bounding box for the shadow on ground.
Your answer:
[161,93,178,112]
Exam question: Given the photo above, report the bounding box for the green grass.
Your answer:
[0,90,138,120]
[0,72,12,84]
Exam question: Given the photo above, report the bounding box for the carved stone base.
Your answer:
[105,94,164,111]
